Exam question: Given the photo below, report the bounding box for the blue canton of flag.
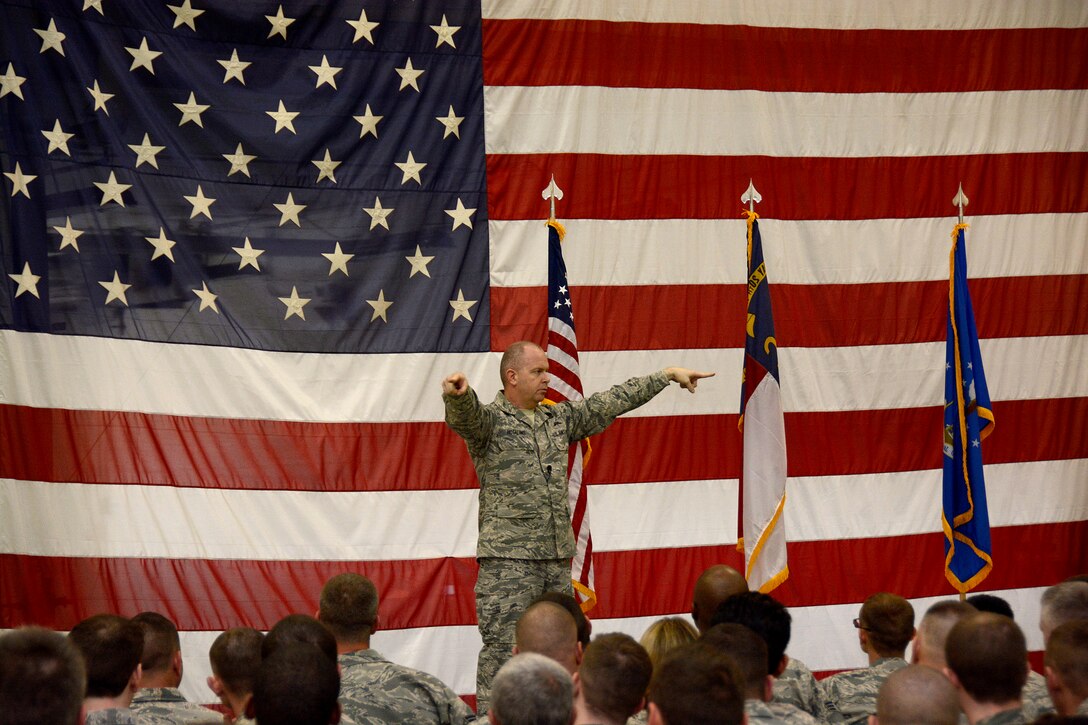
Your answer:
[1,0,489,353]
[943,223,994,593]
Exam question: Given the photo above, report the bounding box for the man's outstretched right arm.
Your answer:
[441,372,492,454]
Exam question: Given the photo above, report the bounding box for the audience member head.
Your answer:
[914,600,976,669]
[647,642,745,725]
[945,612,1028,708]
[318,573,379,648]
[130,611,183,687]
[575,633,652,725]
[639,617,698,672]
[1041,582,1088,643]
[67,614,143,703]
[965,593,1014,619]
[691,565,748,634]
[533,590,592,648]
[872,663,960,725]
[856,592,915,659]
[252,643,340,725]
[208,627,264,715]
[701,622,771,701]
[0,626,86,725]
[262,615,337,664]
[489,652,573,725]
[1045,620,1088,716]
[515,600,581,674]
[710,591,791,676]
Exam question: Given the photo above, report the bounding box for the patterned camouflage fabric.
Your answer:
[774,657,821,717]
[975,708,1029,725]
[1020,669,1054,721]
[85,709,140,725]
[338,648,476,725]
[1077,699,1088,715]
[747,699,822,724]
[626,709,649,725]
[131,688,223,725]
[818,657,908,724]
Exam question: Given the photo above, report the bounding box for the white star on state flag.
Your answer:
[191,281,219,313]
[93,171,131,206]
[309,54,343,89]
[353,104,383,139]
[445,198,476,231]
[144,227,177,262]
[223,143,256,177]
[322,242,354,276]
[87,80,114,114]
[347,8,378,44]
[274,192,306,227]
[430,14,460,48]
[99,271,132,306]
[395,58,424,92]
[312,149,341,184]
[125,37,162,74]
[42,120,74,156]
[279,286,310,320]
[83,0,104,15]
[128,133,165,169]
[168,0,204,31]
[366,290,393,322]
[232,237,265,271]
[174,92,210,127]
[218,49,250,85]
[8,262,41,299]
[53,217,85,251]
[395,151,426,185]
[184,185,216,219]
[266,100,299,134]
[34,19,66,56]
[405,245,434,278]
[1,63,26,100]
[5,163,37,198]
[435,106,464,139]
[363,196,393,230]
[266,5,295,39]
[449,289,477,322]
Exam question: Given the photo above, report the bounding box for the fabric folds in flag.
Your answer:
[943,223,995,593]
[739,211,788,593]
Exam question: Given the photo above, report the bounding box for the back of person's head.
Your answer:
[639,617,698,672]
[965,593,1015,619]
[1042,582,1088,642]
[647,642,745,725]
[691,565,748,634]
[1046,620,1088,711]
[858,592,915,657]
[578,633,652,723]
[67,614,143,698]
[210,627,265,697]
[916,600,976,669]
[490,652,572,725]
[262,615,337,663]
[253,643,340,725]
[318,573,379,644]
[945,612,1028,704]
[533,591,591,648]
[709,592,791,675]
[701,623,769,700]
[515,601,580,673]
[875,664,960,725]
[0,626,86,725]
[130,611,181,676]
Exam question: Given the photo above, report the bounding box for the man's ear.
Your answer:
[330,701,341,724]
[647,702,664,725]
[762,674,774,703]
[172,649,184,678]
[571,671,581,700]
[868,715,879,725]
[128,663,142,693]
[575,641,583,666]
[206,674,224,697]
[943,666,962,691]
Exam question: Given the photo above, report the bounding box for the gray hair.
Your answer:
[490,652,573,725]
[1041,581,1088,641]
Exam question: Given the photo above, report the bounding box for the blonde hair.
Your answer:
[639,616,699,670]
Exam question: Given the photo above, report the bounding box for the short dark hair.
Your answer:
[965,593,1014,619]
[318,573,379,643]
[130,611,180,673]
[253,644,339,725]
[262,615,337,663]
[533,591,591,648]
[945,612,1027,704]
[701,623,768,698]
[579,633,652,722]
[858,592,915,656]
[67,614,143,698]
[1045,620,1088,699]
[210,627,265,697]
[710,592,791,675]
[648,642,745,725]
[0,626,86,725]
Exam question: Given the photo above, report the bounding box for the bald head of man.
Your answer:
[691,565,748,634]
[871,664,960,725]
[515,601,581,674]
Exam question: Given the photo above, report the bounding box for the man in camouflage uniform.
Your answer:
[819,592,914,724]
[0,626,86,725]
[1045,620,1088,717]
[945,612,1030,725]
[67,614,145,725]
[443,341,713,712]
[129,612,222,725]
[207,627,264,725]
[872,664,960,725]
[573,633,651,725]
[317,572,476,724]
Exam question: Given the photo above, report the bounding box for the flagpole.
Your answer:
[542,174,564,223]
[952,182,970,603]
[742,178,762,213]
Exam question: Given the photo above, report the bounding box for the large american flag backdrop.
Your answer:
[2,0,1086,704]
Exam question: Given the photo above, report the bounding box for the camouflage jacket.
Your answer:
[338,648,476,725]
[746,699,821,724]
[773,657,821,717]
[131,687,223,725]
[85,708,140,725]
[819,657,908,724]
[1020,669,1054,721]
[444,372,669,559]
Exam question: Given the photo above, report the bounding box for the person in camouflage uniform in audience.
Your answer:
[945,612,1031,725]
[819,592,914,724]
[67,614,144,725]
[443,341,713,713]
[207,627,264,725]
[318,572,476,724]
[129,612,222,725]
[873,664,961,725]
